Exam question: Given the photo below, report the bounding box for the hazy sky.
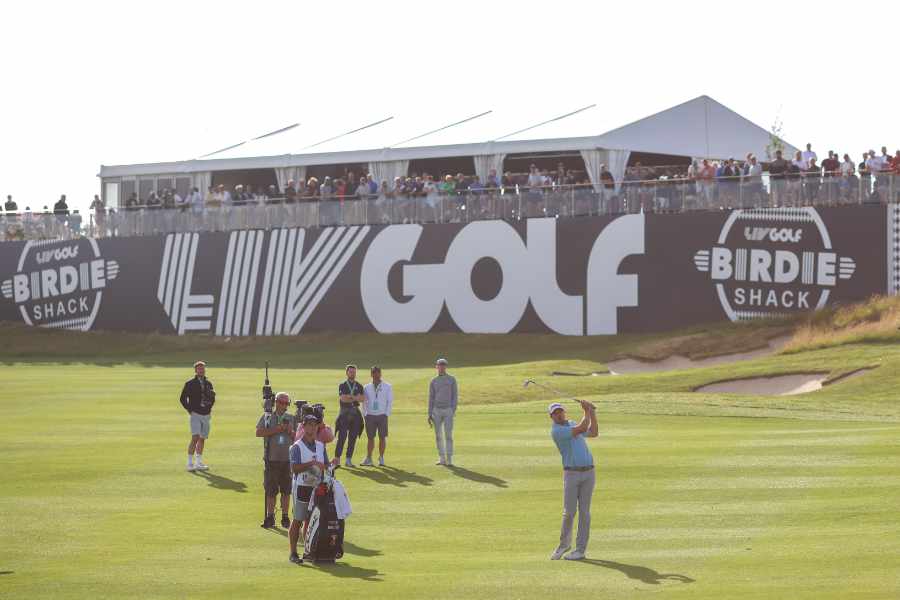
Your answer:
[3,0,898,214]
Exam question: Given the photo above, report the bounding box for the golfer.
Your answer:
[361,366,393,467]
[179,360,215,472]
[428,357,458,466]
[548,399,597,561]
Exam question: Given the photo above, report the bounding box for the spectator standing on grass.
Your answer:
[335,364,365,467]
[428,358,458,466]
[548,399,598,561]
[179,361,215,472]
[361,366,393,467]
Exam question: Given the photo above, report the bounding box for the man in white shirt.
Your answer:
[361,366,393,467]
[801,143,818,169]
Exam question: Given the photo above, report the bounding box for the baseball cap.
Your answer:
[435,358,448,366]
[302,414,319,424]
[548,402,564,415]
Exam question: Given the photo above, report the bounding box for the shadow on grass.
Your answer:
[344,541,382,557]
[266,527,288,538]
[447,465,508,488]
[191,470,248,493]
[578,559,694,585]
[343,466,433,488]
[314,562,383,581]
[0,571,13,575]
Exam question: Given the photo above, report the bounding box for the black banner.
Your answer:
[0,206,889,335]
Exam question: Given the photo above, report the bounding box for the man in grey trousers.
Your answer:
[548,399,598,561]
[428,357,458,466]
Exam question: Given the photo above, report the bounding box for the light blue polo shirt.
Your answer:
[551,420,594,468]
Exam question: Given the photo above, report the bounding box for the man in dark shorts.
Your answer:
[335,364,365,467]
[256,392,297,529]
[361,366,393,466]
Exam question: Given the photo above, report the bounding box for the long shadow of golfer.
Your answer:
[315,562,383,582]
[343,466,433,488]
[0,571,13,575]
[447,465,508,488]
[578,559,694,585]
[191,470,248,493]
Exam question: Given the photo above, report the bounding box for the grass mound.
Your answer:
[784,295,900,353]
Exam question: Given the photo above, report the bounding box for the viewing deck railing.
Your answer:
[3,174,899,241]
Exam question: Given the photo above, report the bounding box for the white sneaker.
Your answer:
[564,551,586,561]
[195,462,209,471]
[360,457,373,466]
[345,458,355,468]
[378,456,385,467]
[446,458,454,467]
[550,546,570,560]
[186,464,196,472]
[436,458,446,466]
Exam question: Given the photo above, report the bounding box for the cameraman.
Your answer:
[288,414,333,565]
[179,360,215,472]
[293,405,335,445]
[256,392,297,529]
[335,364,365,467]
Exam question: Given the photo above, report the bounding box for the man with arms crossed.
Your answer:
[335,364,365,467]
[361,366,393,466]
[549,399,598,561]
[179,361,215,471]
[256,392,297,529]
[428,358,458,466]
[288,414,331,565]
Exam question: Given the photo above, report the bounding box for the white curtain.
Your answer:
[275,166,307,192]
[367,160,409,188]
[580,149,631,192]
[473,154,506,185]
[580,149,605,192]
[606,149,631,192]
[192,171,212,194]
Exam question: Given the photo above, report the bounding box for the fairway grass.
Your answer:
[2,323,900,599]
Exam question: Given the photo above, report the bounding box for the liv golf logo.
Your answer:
[693,207,856,320]
[0,239,119,330]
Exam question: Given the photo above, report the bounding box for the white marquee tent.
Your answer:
[98,95,796,204]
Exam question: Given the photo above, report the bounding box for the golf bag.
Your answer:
[303,467,345,563]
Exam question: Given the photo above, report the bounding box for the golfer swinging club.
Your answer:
[549,398,598,561]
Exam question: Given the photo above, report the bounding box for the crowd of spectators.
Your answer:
[4,145,900,241]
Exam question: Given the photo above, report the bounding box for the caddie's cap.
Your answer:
[548,402,564,415]
[302,414,319,424]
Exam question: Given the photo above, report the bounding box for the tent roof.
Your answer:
[99,95,796,177]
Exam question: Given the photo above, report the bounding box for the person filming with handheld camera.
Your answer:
[293,402,334,445]
[256,392,297,529]
[288,414,338,564]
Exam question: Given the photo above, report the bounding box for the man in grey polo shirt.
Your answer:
[428,357,458,466]
[549,399,598,561]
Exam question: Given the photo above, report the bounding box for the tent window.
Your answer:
[138,179,155,202]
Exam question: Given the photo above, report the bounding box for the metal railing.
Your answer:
[3,173,899,241]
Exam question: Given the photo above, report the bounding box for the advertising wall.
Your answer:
[1,206,895,336]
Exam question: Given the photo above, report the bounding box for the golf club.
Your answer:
[523,379,595,408]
